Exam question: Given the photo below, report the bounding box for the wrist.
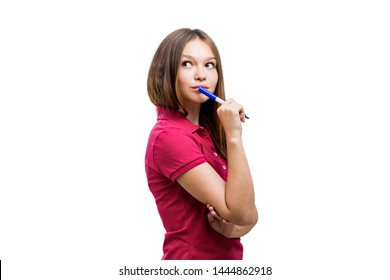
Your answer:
[226,137,243,147]
[225,133,242,143]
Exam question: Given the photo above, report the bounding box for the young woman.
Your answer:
[145,28,257,260]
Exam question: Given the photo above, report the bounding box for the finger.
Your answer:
[207,212,216,224]
[239,112,246,123]
[210,210,224,221]
[206,204,224,221]
[226,98,235,103]
[206,205,217,217]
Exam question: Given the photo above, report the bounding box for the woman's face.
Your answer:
[177,38,218,110]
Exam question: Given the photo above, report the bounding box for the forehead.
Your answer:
[181,38,215,58]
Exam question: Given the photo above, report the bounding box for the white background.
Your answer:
[1,0,389,279]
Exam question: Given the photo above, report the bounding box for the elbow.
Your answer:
[243,208,258,226]
[232,206,258,226]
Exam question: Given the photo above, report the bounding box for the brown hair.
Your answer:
[147,28,227,160]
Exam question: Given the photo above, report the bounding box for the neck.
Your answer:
[186,111,199,125]
[181,104,200,125]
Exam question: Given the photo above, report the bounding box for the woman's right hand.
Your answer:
[217,98,246,139]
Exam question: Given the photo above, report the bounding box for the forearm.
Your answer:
[225,137,257,226]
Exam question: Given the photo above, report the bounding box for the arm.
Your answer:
[207,204,257,238]
[177,99,257,226]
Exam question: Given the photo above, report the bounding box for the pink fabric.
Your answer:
[145,106,243,260]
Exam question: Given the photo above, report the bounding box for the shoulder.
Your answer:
[146,124,206,181]
[148,120,197,147]
[154,126,199,154]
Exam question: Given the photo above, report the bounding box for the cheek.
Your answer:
[210,71,219,85]
[177,71,191,85]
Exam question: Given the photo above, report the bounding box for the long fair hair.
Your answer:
[147,28,227,160]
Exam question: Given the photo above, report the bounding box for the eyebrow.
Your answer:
[181,54,216,61]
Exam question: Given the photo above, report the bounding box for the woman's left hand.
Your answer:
[207,204,236,238]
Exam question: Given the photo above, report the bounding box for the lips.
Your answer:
[192,85,208,90]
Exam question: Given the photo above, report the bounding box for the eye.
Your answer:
[205,62,215,69]
[181,61,192,68]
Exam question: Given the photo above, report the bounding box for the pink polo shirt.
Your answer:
[145,106,243,260]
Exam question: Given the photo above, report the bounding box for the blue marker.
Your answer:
[198,87,250,119]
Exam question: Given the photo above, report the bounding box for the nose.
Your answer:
[194,67,206,81]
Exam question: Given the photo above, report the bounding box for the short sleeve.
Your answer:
[152,128,207,182]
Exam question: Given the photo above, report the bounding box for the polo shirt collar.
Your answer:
[156,106,202,133]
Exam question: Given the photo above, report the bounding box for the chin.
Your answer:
[198,95,209,103]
